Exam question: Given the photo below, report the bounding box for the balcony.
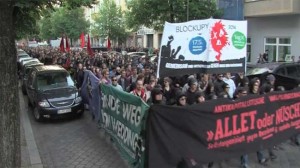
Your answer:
[244,0,300,17]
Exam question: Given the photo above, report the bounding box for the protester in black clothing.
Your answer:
[218,83,231,99]
[176,92,187,106]
[149,86,165,105]
[162,77,176,105]
[205,82,217,100]
[214,74,225,96]
[74,63,84,90]
[235,72,249,87]
[143,65,152,84]
[260,74,275,94]
[233,87,248,100]
[185,78,199,105]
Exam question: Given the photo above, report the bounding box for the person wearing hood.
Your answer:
[176,91,187,106]
[260,74,275,94]
[148,85,165,105]
[185,78,199,105]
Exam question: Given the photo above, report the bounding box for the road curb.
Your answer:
[19,90,43,168]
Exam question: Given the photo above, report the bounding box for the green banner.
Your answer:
[100,84,149,168]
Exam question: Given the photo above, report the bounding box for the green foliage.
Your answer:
[92,0,128,41]
[39,16,54,40]
[126,0,223,31]
[42,7,89,40]
[14,0,97,39]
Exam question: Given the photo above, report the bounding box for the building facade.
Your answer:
[84,0,128,47]
[245,0,300,63]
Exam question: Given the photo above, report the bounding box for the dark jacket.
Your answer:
[186,89,198,105]
[75,69,84,89]
[214,79,225,96]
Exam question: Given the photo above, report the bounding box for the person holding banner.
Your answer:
[149,86,166,105]
[185,78,200,105]
[195,92,205,104]
[162,77,176,105]
[176,92,187,106]
[204,82,217,100]
[214,74,226,97]
[245,79,272,166]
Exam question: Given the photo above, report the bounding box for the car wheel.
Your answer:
[33,107,43,122]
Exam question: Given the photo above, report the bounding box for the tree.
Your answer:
[92,0,128,42]
[44,7,89,41]
[126,0,223,30]
[0,0,96,167]
[39,16,55,40]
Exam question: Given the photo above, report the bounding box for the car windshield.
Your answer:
[36,72,75,91]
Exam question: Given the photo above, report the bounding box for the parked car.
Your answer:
[17,54,31,75]
[26,65,84,121]
[17,49,27,55]
[246,62,300,90]
[20,58,40,67]
[17,54,31,63]
[21,63,44,95]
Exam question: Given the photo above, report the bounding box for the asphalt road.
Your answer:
[21,92,128,168]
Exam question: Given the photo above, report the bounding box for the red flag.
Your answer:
[65,36,70,52]
[87,34,94,57]
[60,37,65,52]
[107,38,111,50]
[80,33,85,48]
[63,57,71,69]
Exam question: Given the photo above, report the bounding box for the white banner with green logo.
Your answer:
[100,84,149,168]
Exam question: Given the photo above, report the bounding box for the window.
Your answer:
[247,38,251,62]
[147,34,153,48]
[36,72,74,91]
[264,37,291,62]
[275,67,286,76]
[286,66,298,78]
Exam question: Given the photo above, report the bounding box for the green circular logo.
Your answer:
[232,31,246,49]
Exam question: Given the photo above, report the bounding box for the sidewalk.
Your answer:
[20,89,43,168]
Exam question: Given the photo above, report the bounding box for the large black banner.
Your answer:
[146,89,300,168]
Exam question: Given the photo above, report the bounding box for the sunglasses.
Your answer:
[112,79,117,81]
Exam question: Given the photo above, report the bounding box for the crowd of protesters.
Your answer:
[23,46,300,168]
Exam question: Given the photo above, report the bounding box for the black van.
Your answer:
[26,65,84,121]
